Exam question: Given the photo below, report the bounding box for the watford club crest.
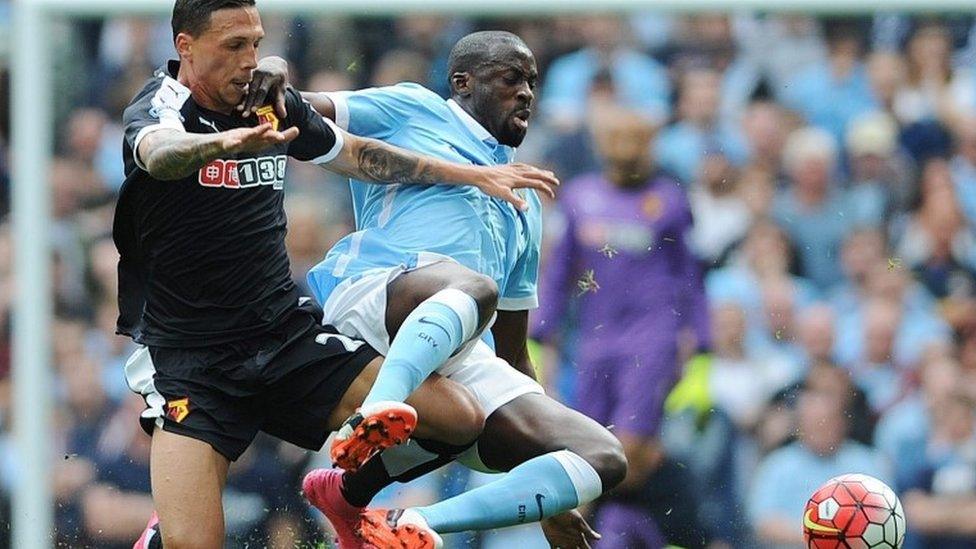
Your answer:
[166,398,190,423]
[255,105,280,131]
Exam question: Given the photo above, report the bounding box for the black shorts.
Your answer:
[125,302,379,461]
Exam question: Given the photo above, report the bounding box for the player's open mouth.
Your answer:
[232,81,249,92]
[512,109,531,130]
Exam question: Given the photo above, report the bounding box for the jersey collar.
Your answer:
[446,99,516,163]
[446,99,495,144]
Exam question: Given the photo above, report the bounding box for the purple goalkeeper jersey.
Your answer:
[533,171,710,366]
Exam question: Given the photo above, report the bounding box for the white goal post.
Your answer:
[9,0,972,547]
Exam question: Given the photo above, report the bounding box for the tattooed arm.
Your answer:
[327,132,474,185]
[325,131,556,210]
[138,125,298,181]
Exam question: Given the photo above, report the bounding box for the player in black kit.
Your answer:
[118,1,558,547]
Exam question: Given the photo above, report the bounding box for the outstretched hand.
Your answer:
[476,163,558,211]
[221,123,299,155]
[238,56,290,119]
[541,509,601,549]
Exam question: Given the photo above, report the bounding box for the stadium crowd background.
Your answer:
[0,6,975,548]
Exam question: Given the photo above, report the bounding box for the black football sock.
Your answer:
[340,453,393,507]
[339,437,477,507]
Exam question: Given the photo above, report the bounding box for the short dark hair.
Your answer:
[447,31,528,78]
[172,0,256,41]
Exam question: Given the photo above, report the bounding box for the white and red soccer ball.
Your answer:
[803,473,906,549]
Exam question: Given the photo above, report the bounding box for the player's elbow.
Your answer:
[143,154,183,181]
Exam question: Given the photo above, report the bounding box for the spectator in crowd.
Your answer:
[875,354,962,492]
[540,69,614,182]
[305,68,354,94]
[835,263,951,368]
[64,107,124,194]
[688,153,751,266]
[52,350,113,546]
[735,15,827,95]
[756,359,873,455]
[805,360,879,447]
[896,158,976,306]
[829,228,888,317]
[370,48,430,87]
[901,388,976,548]
[844,111,912,228]
[656,67,748,184]
[867,51,908,116]
[781,19,877,141]
[222,434,317,546]
[772,127,850,290]
[707,220,818,331]
[84,237,134,400]
[54,394,152,548]
[707,301,801,431]
[949,114,976,227]
[846,298,914,415]
[663,14,758,129]
[391,15,465,94]
[892,20,976,129]
[737,165,777,220]
[541,15,670,127]
[750,390,889,549]
[740,100,791,177]
[749,277,807,370]
[796,303,837,367]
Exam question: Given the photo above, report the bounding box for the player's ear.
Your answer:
[175,33,193,61]
[451,72,471,97]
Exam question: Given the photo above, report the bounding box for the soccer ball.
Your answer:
[803,473,906,548]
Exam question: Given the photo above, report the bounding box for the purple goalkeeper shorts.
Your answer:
[574,349,678,438]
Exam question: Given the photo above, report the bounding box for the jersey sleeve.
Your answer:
[123,76,190,171]
[500,244,540,311]
[325,83,431,140]
[500,194,544,311]
[531,203,577,342]
[283,87,345,164]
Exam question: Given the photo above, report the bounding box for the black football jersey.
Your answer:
[114,61,344,347]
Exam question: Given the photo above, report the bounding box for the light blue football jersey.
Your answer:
[307,83,542,311]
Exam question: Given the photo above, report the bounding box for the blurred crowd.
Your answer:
[1,6,976,548]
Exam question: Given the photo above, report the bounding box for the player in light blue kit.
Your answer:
[250,31,626,549]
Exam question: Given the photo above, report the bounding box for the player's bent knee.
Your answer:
[575,434,628,491]
[602,438,629,489]
[451,272,498,321]
[438,384,486,445]
[411,376,486,446]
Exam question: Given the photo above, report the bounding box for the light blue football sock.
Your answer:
[362,289,479,407]
[411,450,603,533]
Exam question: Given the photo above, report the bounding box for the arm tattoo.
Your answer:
[144,132,223,181]
[356,142,440,185]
